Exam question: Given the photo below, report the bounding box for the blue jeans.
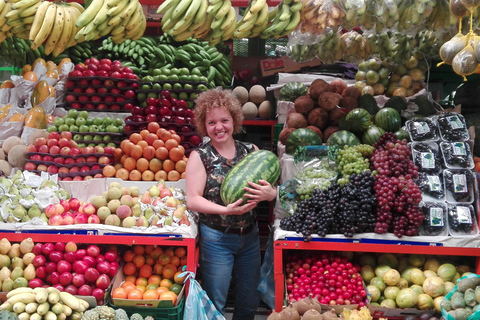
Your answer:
[199,223,261,320]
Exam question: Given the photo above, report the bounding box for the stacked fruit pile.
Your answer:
[0,238,36,292]
[25,131,114,181]
[65,58,138,111]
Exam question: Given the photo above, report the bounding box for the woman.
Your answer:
[185,88,276,319]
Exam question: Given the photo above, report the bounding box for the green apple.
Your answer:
[191,75,200,82]
[106,125,118,133]
[199,76,208,83]
[107,142,117,147]
[191,67,202,76]
[137,93,146,101]
[84,134,93,141]
[79,125,89,133]
[67,109,78,119]
[54,118,64,127]
[89,125,99,133]
[103,135,112,141]
[93,118,103,126]
[73,134,83,141]
[78,143,86,148]
[142,75,154,82]
[75,117,86,126]
[98,143,106,147]
[189,92,198,100]
[179,67,190,76]
[161,68,171,75]
[158,75,168,81]
[87,143,95,147]
[163,83,173,90]
[168,74,179,81]
[152,69,162,76]
[58,124,69,132]
[69,125,79,132]
[153,83,162,90]
[179,92,189,100]
[186,101,194,109]
[86,118,93,126]
[173,83,183,90]
[197,84,208,91]
[47,125,57,133]
[79,110,89,119]
[170,92,178,99]
[147,92,157,99]
[64,117,75,126]
[113,118,123,126]
[102,117,113,126]
[93,135,103,142]
[141,84,151,90]
[183,83,193,90]
[117,126,124,134]
[179,75,190,81]
[170,67,180,75]
[140,101,147,108]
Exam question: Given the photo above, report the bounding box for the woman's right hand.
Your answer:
[226,198,257,215]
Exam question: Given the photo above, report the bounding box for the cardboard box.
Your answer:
[110,268,184,308]
[105,178,186,194]
[260,56,322,77]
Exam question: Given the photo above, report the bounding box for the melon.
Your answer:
[258,101,274,119]
[0,160,12,176]
[242,102,258,120]
[2,136,25,154]
[0,149,4,161]
[249,85,266,104]
[232,86,249,104]
[8,145,27,168]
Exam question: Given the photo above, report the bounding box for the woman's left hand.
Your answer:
[243,179,277,203]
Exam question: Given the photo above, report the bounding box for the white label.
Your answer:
[453,174,468,193]
[452,142,467,156]
[429,207,444,227]
[426,175,441,191]
[446,115,465,129]
[457,206,472,224]
[414,122,430,134]
[420,152,435,169]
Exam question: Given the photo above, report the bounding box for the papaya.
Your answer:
[24,107,46,129]
[58,58,71,71]
[0,80,14,89]
[32,58,46,70]
[48,85,55,97]
[31,80,50,107]
[8,114,25,122]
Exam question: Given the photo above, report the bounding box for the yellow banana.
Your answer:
[278,3,291,21]
[249,0,266,14]
[184,0,203,21]
[283,9,300,32]
[220,6,236,30]
[124,2,143,31]
[92,0,110,25]
[125,8,144,38]
[171,0,192,21]
[19,0,41,18]
[0,0,5,14]
[29,1,52,40]
[215,0,231,19]
[44,4,64,55]
[31,3,56,49]
[106,0,128,17]
[254,3,268,26]
[75,0,104,27]
[169,15,194,36]
[237,13,257,32]
[108,0,136,26]
[130,19,145,40]
[66,1,84,13]
[110,10,133,35]
[52,4,73,56]
[193,11,214,37]
[10,0,38,11]
[156,0,180,14]
[193,0,208,23]
[98,20,115,36]
[106,0,122,8]
[222,12,237,41]
[0,2,13,27]
[173,28,193,41]
[65,4,81,48]
[206,0,222,15]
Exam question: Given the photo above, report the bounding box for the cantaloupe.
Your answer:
[249,85,266,104]
[2,136,25,154]
[8,145,27,168]
[27,130,48,146]
[0,148,5,161]
[258,101,274,119]
[242,102,258,120]
[233,86,249,104]
[0,160,12,176]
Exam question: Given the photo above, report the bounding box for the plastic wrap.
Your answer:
[300,0,345,34]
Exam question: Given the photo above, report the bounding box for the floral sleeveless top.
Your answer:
[196,140,256,228]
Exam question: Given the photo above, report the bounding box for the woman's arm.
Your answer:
[185,151,257,215]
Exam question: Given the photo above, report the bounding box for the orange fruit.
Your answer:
[123,250,136,262]
[167,170,180,181]
[148,122,160,133]
[139,264,153,278]
[143,289,159,300]
[137,140,148,150]
[173,271,187,284]
[145,133,158,146]
[116,168,130,180]
[136,285,146,293]
[170,256,180,267]
[144,245,154,254]
[143,146,156,160]
[140,129,150,139]
[153,263,164,275]
[135,277,148,286]
[180,256,187,266]
[112,287,127,299]
[127,289,143,300]
[129,133,142,144]
[169,147,184,162]
[121,140,135,154]
[155,170,168,181]
[157,129,172,141]
[123,157,136,171]
[125,275,137,283]
[103,165,116,177]
[160,278,173,289]
[145,255,156,266]
[148,275,162,286]
[150,247,163,259]
[158,253,171,266]
[475,161,480,172]
[174,247,186,258]
[159,291,177,305]
[164,247,175,257]
[155,147,169,160]
[130,145,143,159]
[146,283,158,290]
[142,170,155,181]
[164,138,179,151]
[175,160,187,173]
[181,172,186,179]
[152,139,164,149]
[121,281,137,293]
[162,264,177,279]
[123,262,137,275]
[149,158,162,172]
[156,286,170,295]
[171,134,181,144]
[133,245,145,255]
[162,159,174,172]
[133,254,146,268]
[129,169,142,181]
[136,158,149,172]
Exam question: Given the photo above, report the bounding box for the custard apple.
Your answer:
[130,313,143,320]
[81,310,100,320]
[95,306,115,320]
[114,309,129,320]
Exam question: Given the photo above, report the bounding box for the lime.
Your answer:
[67,109,78,118]
[170,284,182,295]
[79,110,89,119]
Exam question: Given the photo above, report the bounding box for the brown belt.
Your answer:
[204,223,254,235]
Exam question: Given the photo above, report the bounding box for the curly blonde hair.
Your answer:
[193,88,244,137]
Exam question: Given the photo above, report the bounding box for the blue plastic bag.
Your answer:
[180,270,226,320]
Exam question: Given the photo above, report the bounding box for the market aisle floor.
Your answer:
[224,313,268,320]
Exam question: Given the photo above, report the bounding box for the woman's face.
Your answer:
[205,107,234,144]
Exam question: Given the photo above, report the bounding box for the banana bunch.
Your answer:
[233,0,269,39]
[3,0,42,40]
[0,36,45,67]
[340,31,371,63]
[56,41,99,65]
[287,42,320,62]
[203,0,236,44]
[259,0,302,38]
[25,1,85,57]
[0,0,14,42]
[0,286,88,320]
[372,0,399,33]
[148,42,177,72]
[97,36,158,76]
[396,0,436,32]
[75,0,146,44]
[315,28,342,64]
[158,0,211,42]
[332,0,366,30]
[300,0,344,34]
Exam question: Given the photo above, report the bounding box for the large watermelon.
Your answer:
[344,108,373,133]
[326,130,360,148]
[279,82,308,102]
[375,107,401,132]
[220,150,280,205]
[362,125,386,145]
[285,128,323,155]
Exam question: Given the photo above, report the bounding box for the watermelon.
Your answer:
[279,82,308,102]
[362,125,386,145]
[394,128,410,141]
[326,130,360,148]
[220,150,280,205]
[344,108,373,133]
[375,107,401,132]
[285,128,323,155]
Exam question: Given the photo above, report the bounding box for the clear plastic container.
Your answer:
[439,141,474,169]
[419,201,448,236]
[443,169,475,203]
[447,204,479,237]
[411,141,443,174]
[405,117,439,142]
[435,112,470,142]
[416,172,445,201]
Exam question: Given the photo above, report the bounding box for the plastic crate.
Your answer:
[109,296,184,320]
[0,65,21,82]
